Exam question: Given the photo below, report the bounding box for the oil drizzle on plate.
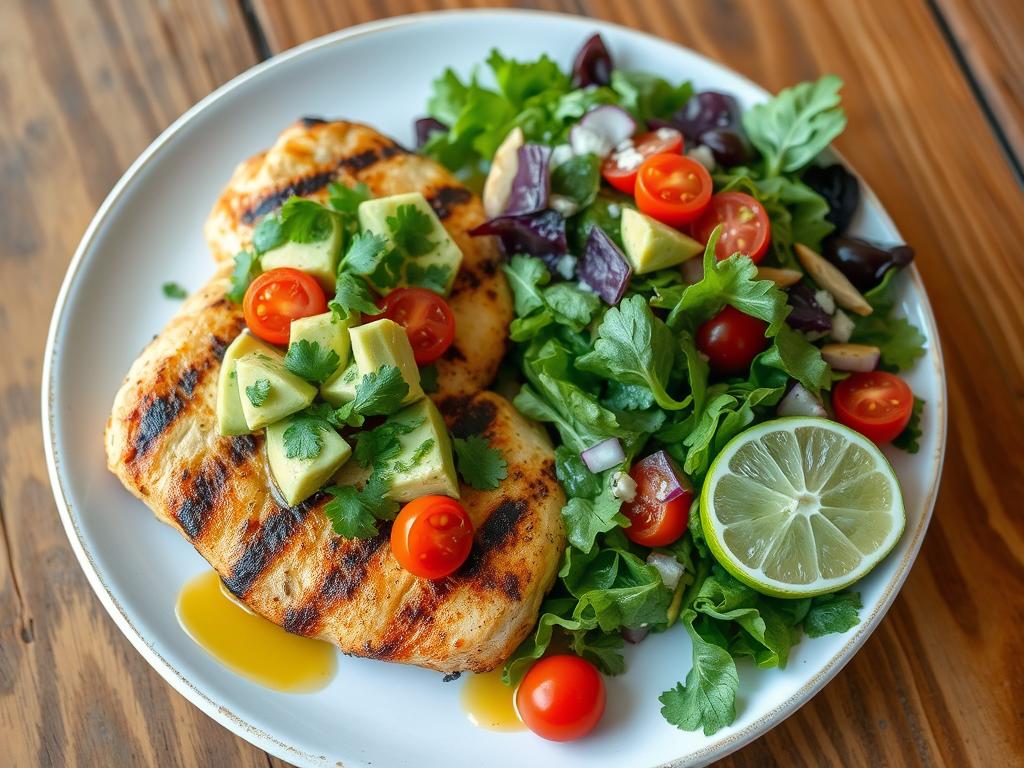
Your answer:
[176,571,336,692]
[461,668,524,731]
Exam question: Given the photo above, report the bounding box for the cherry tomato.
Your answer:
[601,128,684,194]
[622,458,694,547]
[691,191,771,263]
[832,371,914,444]
[634,154,713,227]
[696,306,769,376]
[242,268,327,345]
[390,495,474,580]
[377,287,456,365]
[516,655,606,741]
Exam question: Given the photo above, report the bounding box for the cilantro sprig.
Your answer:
[452,435,508,491]
[244,378,271,407]
[285,340,341,383]
[323,473,399,539]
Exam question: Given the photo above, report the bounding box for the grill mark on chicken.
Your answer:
[283,605,320,636]
[239,142,408,224]
[502,573,522,601]
[317,532,389,604]
[300,116,327,127]
[228,433,260,465]
[175,458,228,539]
[441,396,498,439]
[426,186,472,220]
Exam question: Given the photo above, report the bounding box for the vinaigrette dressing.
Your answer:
[460,667,525,731]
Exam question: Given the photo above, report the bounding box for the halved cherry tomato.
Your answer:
[833,371,914,444]
[696,305,769,376]
[390,495,473,580]
[691,191,771,263]
[634,154,713,227]
[243,268,328,345]
[377,287,456,365]
[516,655,606,741]
[601,128,683,194]
[622,458,694,548]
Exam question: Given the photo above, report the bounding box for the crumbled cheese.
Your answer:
[570,126,613,158]
[614,146,644,171]
[814,289,836,315]
[607,203,621,218]
[686,144,716,172]
[550,194,579,217]
[830,309,855,343]
[611,470,638,502]
[615,137,635,152]
[554,254,577,280]
[655,126,679,140]
[550,143,574,168]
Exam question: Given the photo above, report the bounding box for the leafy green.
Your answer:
[162,282,187,300]
[335,365,410,426]
[406,262,452,294]
[543,283,601,331]
[569,190,633,253]
[742,75,847,177]
[893,396,924,453]
[330,272,382,320]
[611,70,693,123]
[244,378,270,407]
[452,435,508,490]
[328,181,371,215]
[387,204,437,257]
[561,485,628,553]
[279,197,336,243]
[419,363,439,394]
[553,445,603,498]
[227,250,260,303]
[503,255,601,337]
[342,232,391,276]
[284,340,341,383]
[551,153,601,208]
[503,255,550,317]
[282,404,340,460]
[850,313,927,372]
[804,592,862,637]
[252,215,284,253]
[323,473,399,539]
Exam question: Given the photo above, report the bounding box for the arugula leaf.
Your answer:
[742,75,847,177]
[387,204,436,256]
[758,325,831,393]
[542,283,601,332]
[162,282,187,300]
[850,313,926,372]
[342,232,390,276]
[804,592,862,637]
[331,272,383,320]
[502,255,550,317]
[554,445,603,498]
[893,396,924,453]
[452,435,508,490]
[227,250,260,303]
[280,197,336,243]
[328,181,371,215]
[252,215,284,254]
[487,49,569,107]
[577,295,688,410]
[323,474,400,539]
[604,381,655,411]
[611,70,693,123]
[282,405,339,460]
[659,610,740,736]
[244,378,270,407]
[561,488,627,553]
[405,262,452,294]
[284,340,341,384]
[551,153,601,209]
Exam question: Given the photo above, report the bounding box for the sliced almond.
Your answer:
[794,243,873,316]
[482,126,524,218]
[820,343,881,372]
[756,266,804,287]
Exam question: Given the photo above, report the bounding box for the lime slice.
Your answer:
[701,417,905,598]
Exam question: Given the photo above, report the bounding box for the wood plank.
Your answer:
[247,0,1024,765]
[932,0,1024,170]
[0,1,274,766]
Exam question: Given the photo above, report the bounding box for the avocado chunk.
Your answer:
[260,214,342,293]
[358,192,463,295]
[381,399,459,502]
[290,311,356,371]
[266,417,352,506]
[620,207,703,274]
[349,319,424,405]
[320,361,360,406]
[216,332,281,436]
[235,352,317,430]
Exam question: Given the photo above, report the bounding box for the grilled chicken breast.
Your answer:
[206,118,512,400]
[105,271,566,672]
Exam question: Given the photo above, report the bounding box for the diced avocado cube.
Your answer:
[235,352,317,430]
[320,361,360,407]
[289,311,357,370]
[216,332,282,436]
[349,319,424,405]
[358,192,463,295]
[382,399,459,502]
[260,214,342,293]
[266,417,352,506]
[620,207,703,274]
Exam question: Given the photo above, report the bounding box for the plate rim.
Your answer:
[40,8,948,767]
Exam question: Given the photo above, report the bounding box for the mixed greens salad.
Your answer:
[417,34,926,736]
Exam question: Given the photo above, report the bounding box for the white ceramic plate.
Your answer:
[42,10,946,768]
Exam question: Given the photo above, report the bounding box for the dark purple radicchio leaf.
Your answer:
[822,236,914,292]
[470,209,567,267]
[786,284,832,333]
[504,144,552,216]
[672,91,741,142]
[414,117,446,149]
[571,33,613,88]
[578,226,632,305]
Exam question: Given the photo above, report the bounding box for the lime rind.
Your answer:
[701,417,906,598]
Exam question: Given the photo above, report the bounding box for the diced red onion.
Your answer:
[571,33,613,89]
[820,343,881,372]
[647,552,685,590]
[503,144,551,216]
[578,226,633,305]
[579,105,637,149]
[470,209,567,263]
[413,117,446,148]
[777,383,827,418]
[634,450,692,503]
[622,626,649,644]
[580,437,624,473]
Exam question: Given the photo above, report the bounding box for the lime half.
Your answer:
[701,417,905,598]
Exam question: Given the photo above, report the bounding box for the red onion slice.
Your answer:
[580,437,625,473]
[777,383,828,418]
[578,226,633,305]
[579,105,637,148]
[646,552,685,590]
[634,450,692,503]
[503,144,551,217]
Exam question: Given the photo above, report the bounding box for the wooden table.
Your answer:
[2,1,1022,765]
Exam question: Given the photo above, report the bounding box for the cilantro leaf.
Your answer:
[659,610,740,736]
[331,272,383,320]
[742,75,847,177]
[542,283,601,332]
[452,435,508,490]
[804,592,862,637]
[892,396,924,453]
[342,231,390,276]
[323,474,399,539]
[227,250,260,303]
[252,215,284,253]
[353,417,421,468]
[282,404,338,460]
[405,262,452,294]
[244,378,270,407]
[351,365,410,417]
[327,181,371,215]
[279,197,335,243]
[758,325,831,393]
[284,340,340,383]
[162,282,187,300]
[577,295,687,410]
[387,204,436,256]
[368,247,405,292]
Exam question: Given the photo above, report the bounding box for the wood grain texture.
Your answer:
[3,0,1023,766]
[932,0,1024,170]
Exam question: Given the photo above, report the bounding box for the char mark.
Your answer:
[318,531,388,603]
[283,605,320,636]
[458,499,528,579]
[502,573,522,601]
[175,459,228,539]
[300,116,327,127]
[130,369,197,459]
[427,186,472,220]
[442,396,497,438]
[228,433,260,465]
